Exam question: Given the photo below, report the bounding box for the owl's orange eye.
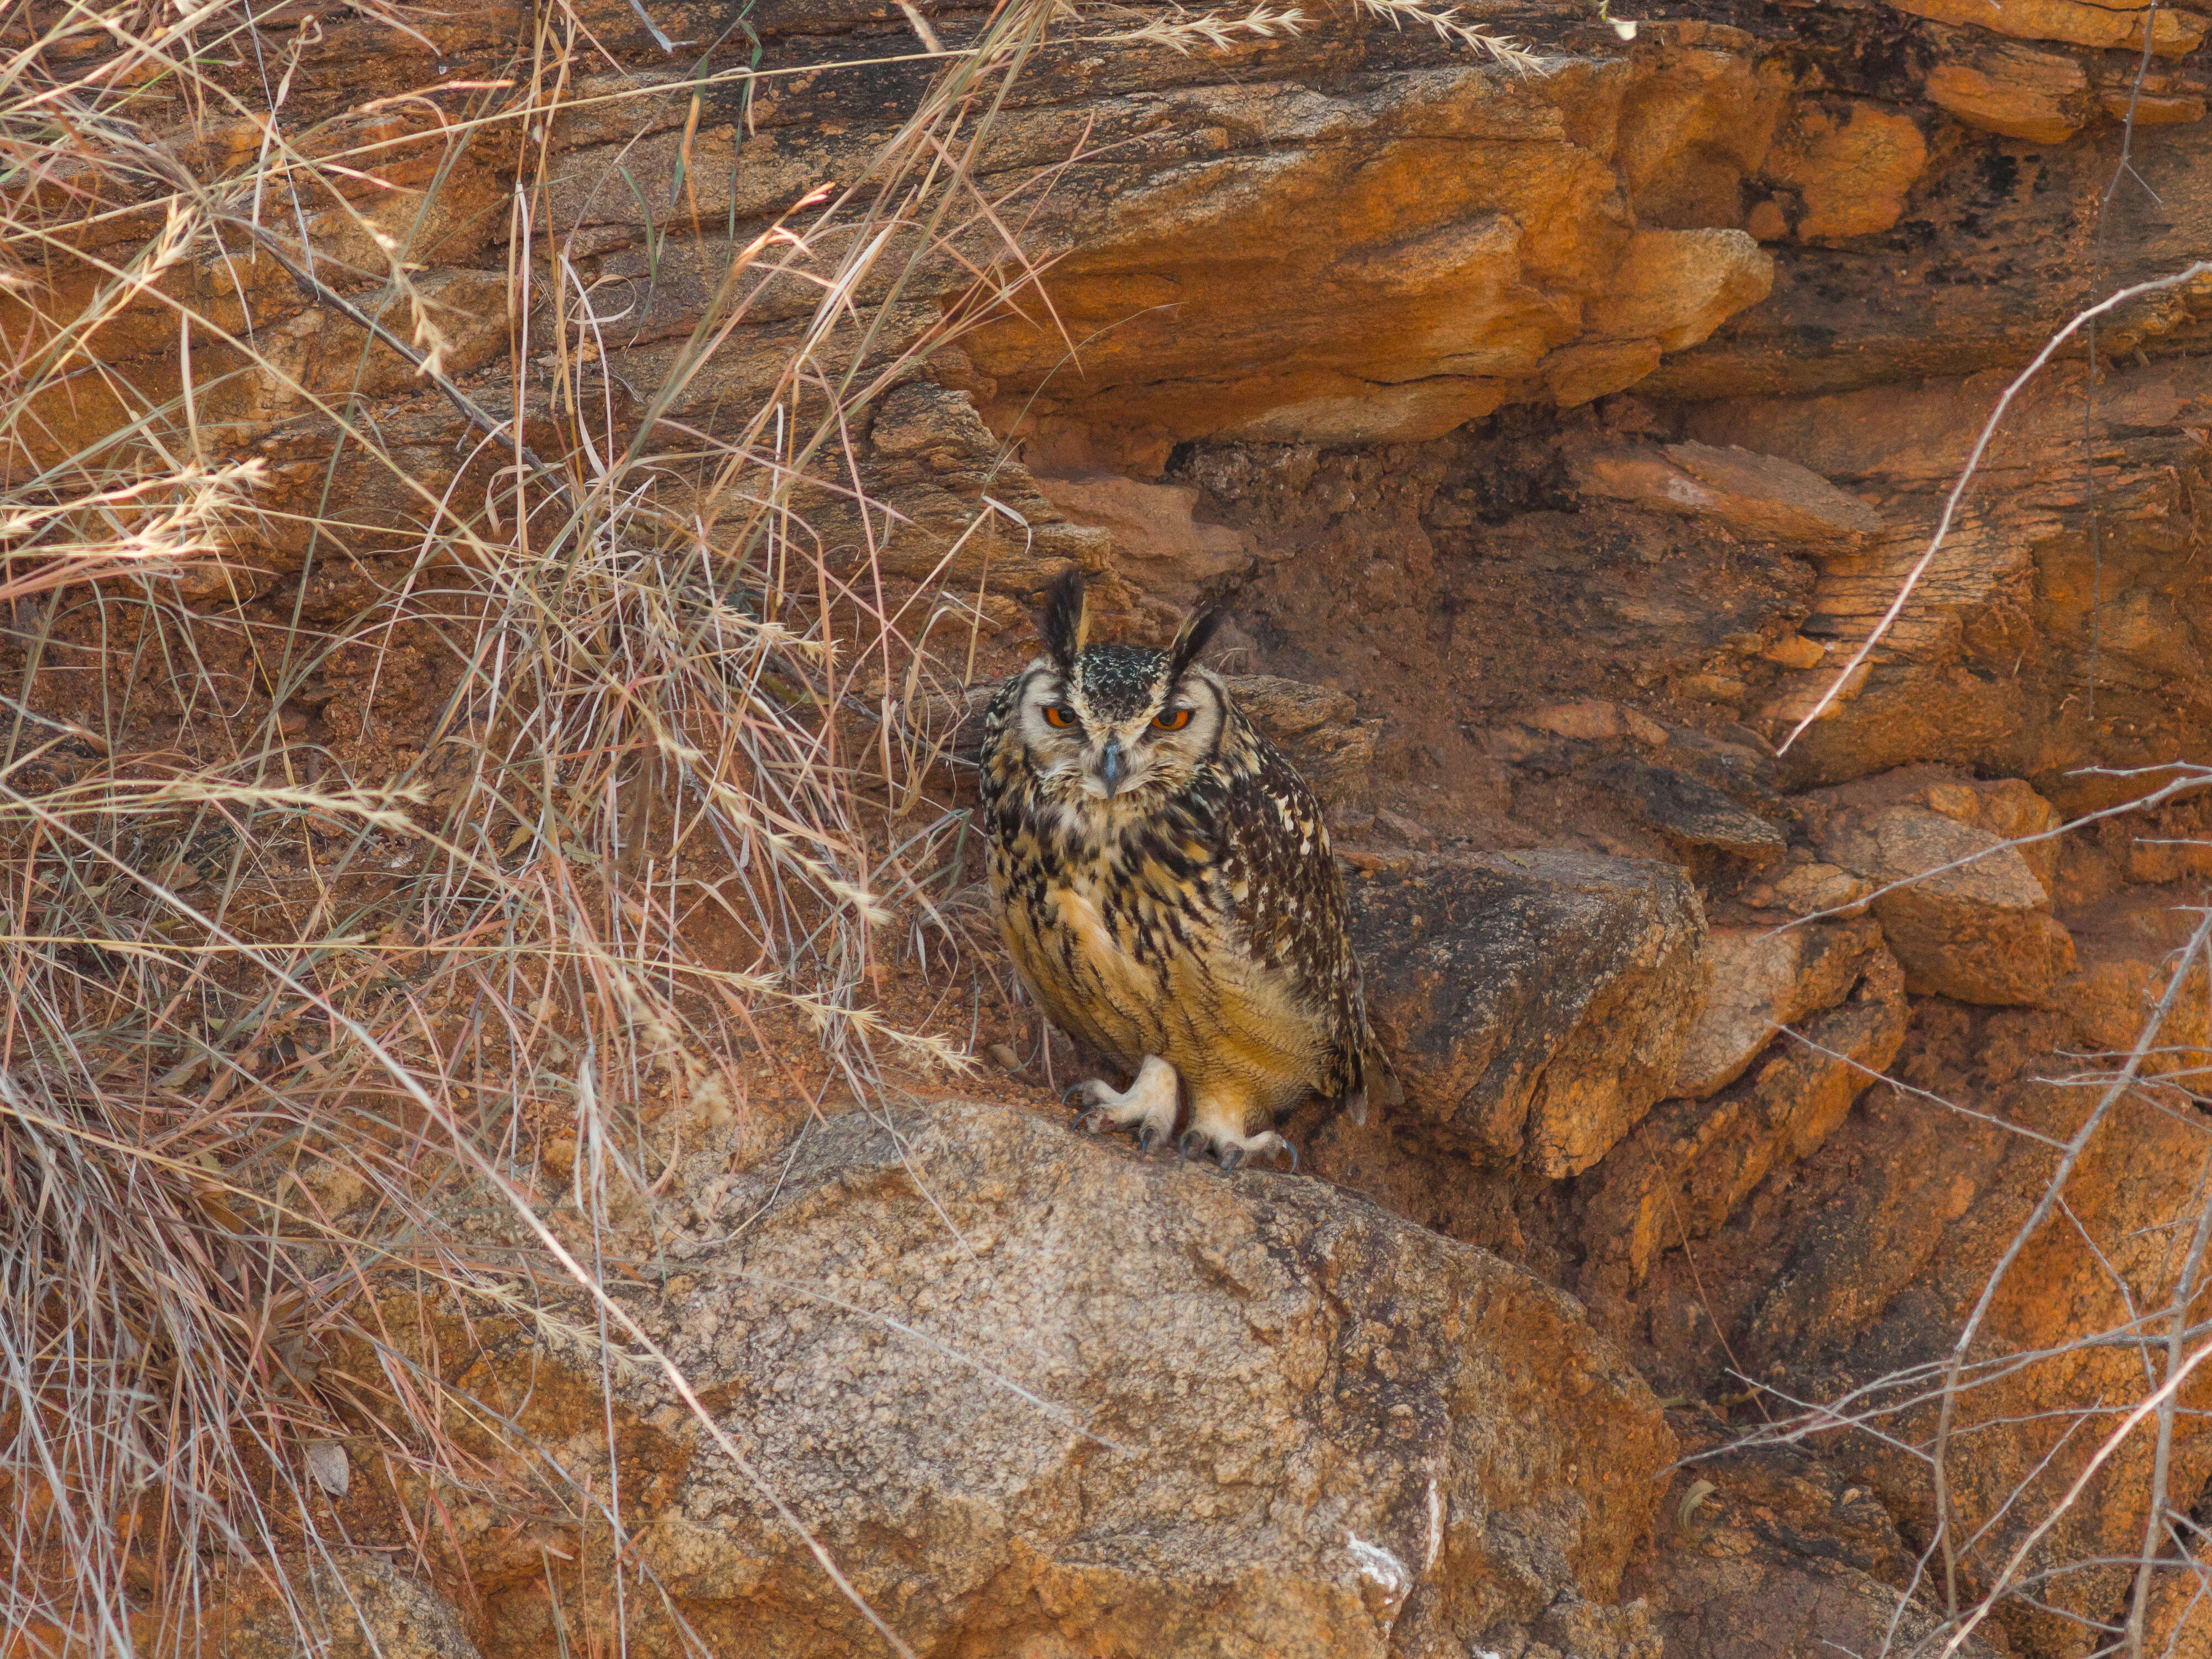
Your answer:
[1042,705,1077,728]
[1152,708,1193,732]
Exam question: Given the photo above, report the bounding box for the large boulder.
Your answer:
[1348,851,1709,1177]
[588,1100,1679,1659]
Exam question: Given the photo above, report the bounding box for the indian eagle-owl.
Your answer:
[978,571,1393,1171]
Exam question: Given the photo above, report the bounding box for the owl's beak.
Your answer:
[1096,738,1129,797]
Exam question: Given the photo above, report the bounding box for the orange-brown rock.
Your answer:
[1758,98,1931,244]
[217,1554,482,1659]
[1686,355,2212,806]
[1888,0,2208,56]
[1925,35,2097,143]
[1350,850,1709,1176]
[1816,804,2075,1004]
[961,64,1777,450]
[1026,470,1255,609]
[1640,1432,2004,1659]
[1569,437,1884,543]
[1743,1061,2212,1659]
[1579,946,1908,1290]
[1671,916,1888,1099]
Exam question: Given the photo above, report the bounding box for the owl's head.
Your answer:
[1013,571,1226,805]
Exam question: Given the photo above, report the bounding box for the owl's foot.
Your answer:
[1072,1054,1180,1154]
[1177,1124,1297,1175]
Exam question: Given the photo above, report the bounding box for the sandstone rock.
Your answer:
[1739,1060,2212,1658]
[1672,917,1887,1098]
[1920,775,2062,889]
[1924,36,2096,144]
[1569,439,1881,544]
[1645,1436,2004,1659]
[1525,698,1669,744]
[1815,806,2075,1004]
[1760,633,1827,669]
[2099,86,2208,123]
[1613,40,1792,233]
[617,1102,1674,1658]
[1601,757,1790,860]
[1593,230,1776,356]
[2065,953,2212,1079]
[1372,807,1440,848]
[964,70,1778,447]
[1665,442,1883,540]
[1579,948,1908,1288]
[1947,779,2062,898]
[1548,340,1667,409]
[1682,353,2212,806]
[2135,1543,2212,1659]
[1889,0,2208,56]
[217,1553,481,1659]
[1759,99,1929,244]
[1350,851,1708,1176]
[1770,861,1875,918]
[1027,471,1255,609]
[865,381,1110,601]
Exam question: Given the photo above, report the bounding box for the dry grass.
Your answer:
[0,0,1074,1648]
[1077,0,1548,67]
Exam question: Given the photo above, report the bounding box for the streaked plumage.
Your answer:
[977,571,1389,1168]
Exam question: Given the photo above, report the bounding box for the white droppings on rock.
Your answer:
[1346,1531,1410,1597]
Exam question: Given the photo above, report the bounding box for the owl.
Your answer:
[977,570,1392,1171]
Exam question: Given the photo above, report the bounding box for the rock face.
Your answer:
[1641,1436,2004,1659]
[606,1102,1674,1659]
[1569,439,1884,544]
[1579,946,1910,1293]
[1025,471,1258,610]
[960,70,1776,455]
[1347,851,1709,1177]
[1732,1065,2212,1659]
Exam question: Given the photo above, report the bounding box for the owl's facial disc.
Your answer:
[1016,647,1222,806]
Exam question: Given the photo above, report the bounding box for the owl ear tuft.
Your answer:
[1167,603,1224,682]
[1040,569,1089,672]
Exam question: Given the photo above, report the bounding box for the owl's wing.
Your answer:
[976,670,1031,815]
[1213,722,1375,1112]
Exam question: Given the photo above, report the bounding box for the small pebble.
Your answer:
[986,1042,1021,1072]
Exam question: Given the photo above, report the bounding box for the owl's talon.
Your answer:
[1179,1123,1298,1173]
[1065,1056,1180,1154]
[1177,1128,1206,1164]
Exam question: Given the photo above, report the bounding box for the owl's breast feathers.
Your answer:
[979,674,1373,1113]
